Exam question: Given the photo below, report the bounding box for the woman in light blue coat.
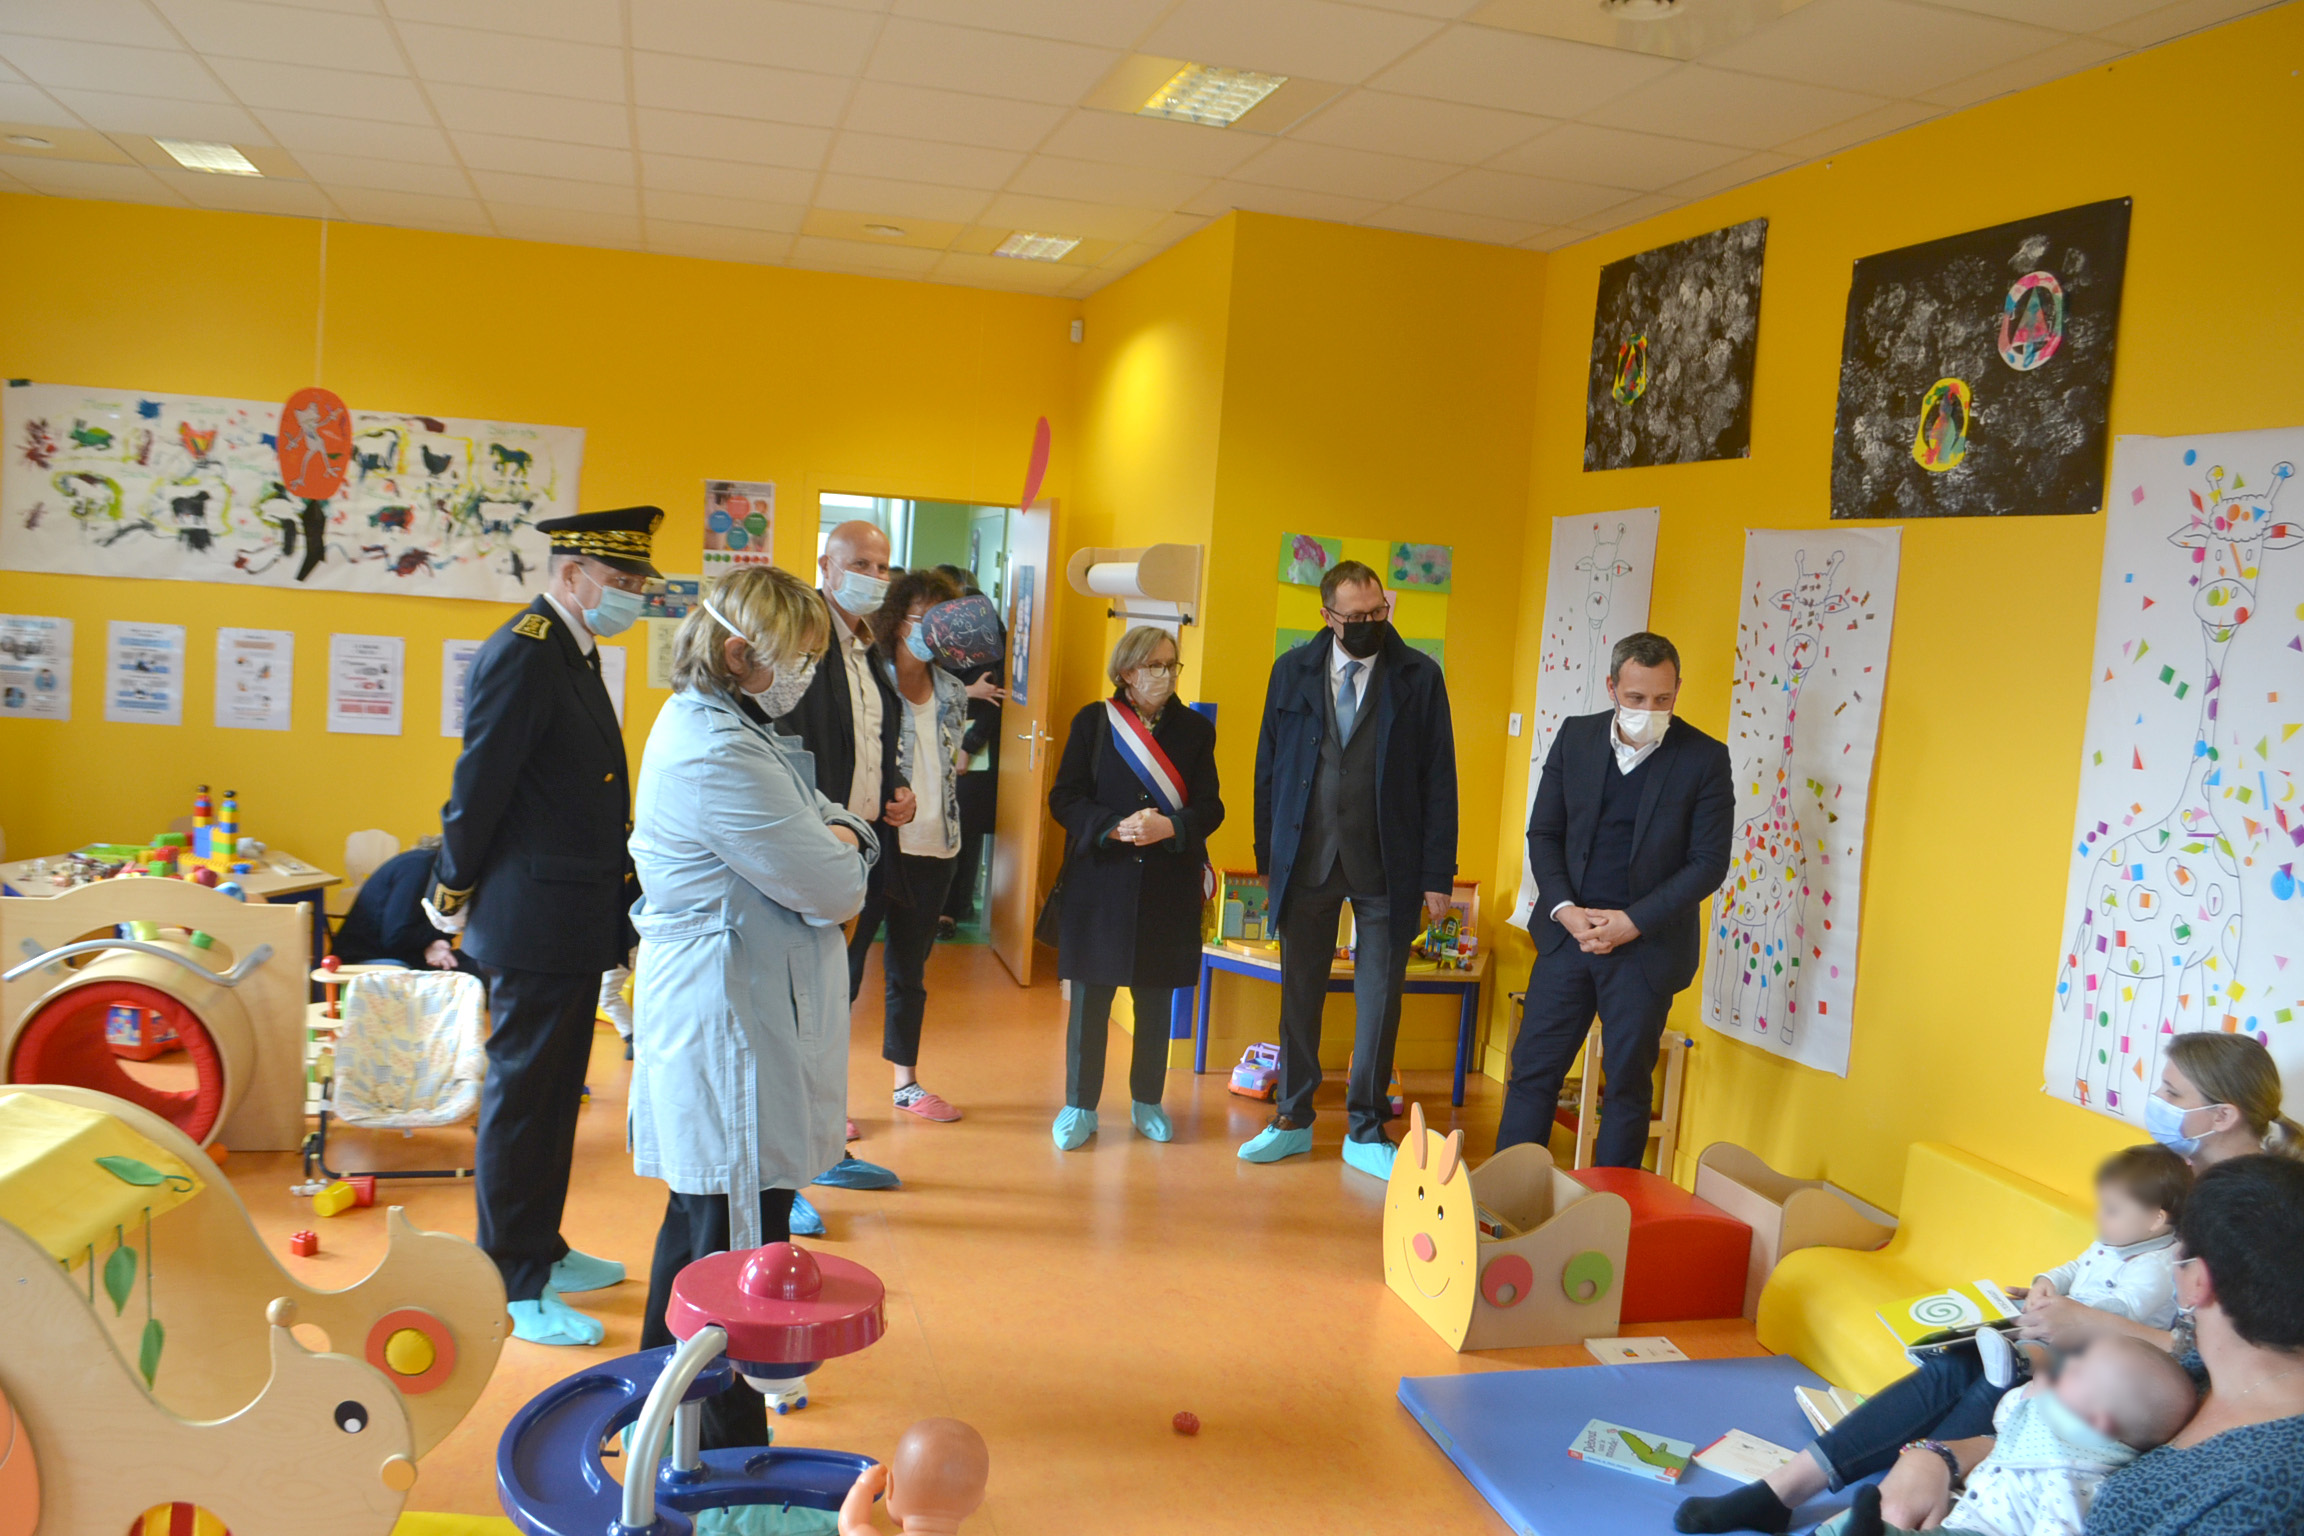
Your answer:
[628,563,876,1449]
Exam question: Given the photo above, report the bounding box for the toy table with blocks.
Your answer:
[1692,1142,1897,1318]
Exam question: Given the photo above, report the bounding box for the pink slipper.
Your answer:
[846,1118,860,1142]
[894,1088,962,1123]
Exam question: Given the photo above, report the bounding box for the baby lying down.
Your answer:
[1824,1335,2197,1536]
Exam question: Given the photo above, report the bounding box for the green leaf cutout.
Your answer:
[103,1241,137,1315]
[139,1317,166,1388]
[96,1156,194,1191]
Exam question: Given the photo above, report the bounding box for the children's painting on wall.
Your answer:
[2045,428,2304,1126]
[1701,528,1901,1077]
[0,381,580,601]
[1510,508,1659,931]
[1832,199,2131,520]
[1583,218,1767,471]
[1390,541,1452,592]
[1278,531,1340,588]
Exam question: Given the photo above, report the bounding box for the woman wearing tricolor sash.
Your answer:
[1046,626,1224,1150]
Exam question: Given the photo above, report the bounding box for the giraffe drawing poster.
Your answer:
[1510,508,1660,931]
[2046,428,2304,1126]
[1,380,579,601]
[1702,527,1902,1076]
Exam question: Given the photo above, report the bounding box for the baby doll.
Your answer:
[838,1418,990,1536]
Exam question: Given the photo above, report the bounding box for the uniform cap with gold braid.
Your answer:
[537,505,664,577]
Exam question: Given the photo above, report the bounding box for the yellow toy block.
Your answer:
[1756,1141,2093,1395]
[313,1180,358,1218]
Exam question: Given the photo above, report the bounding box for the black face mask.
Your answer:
[1337,619,1385,659]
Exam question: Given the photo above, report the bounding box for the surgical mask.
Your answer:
[1337,619,1384,659]
[904,622,933,663]
[579,569,645,638]
[1129,667,1175,710]
[831,568,888,616]
[1616,707,1672,747]
[2144,1094,2227,1158]
[748,655,819,719]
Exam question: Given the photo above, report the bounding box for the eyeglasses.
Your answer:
[1324,607,1387,624]
[1134,662,1181,678]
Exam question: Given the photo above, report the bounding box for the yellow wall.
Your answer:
[0,197,1079,870]
[1497,3,2304,1210]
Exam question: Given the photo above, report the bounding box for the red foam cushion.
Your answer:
[1570,1167,1752,1324]
[9,980,226,1143]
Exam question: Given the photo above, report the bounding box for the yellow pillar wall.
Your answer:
[0,197,1079,867]
[1496,4,2304,1210]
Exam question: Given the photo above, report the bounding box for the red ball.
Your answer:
[321,955,341,972]
[190,867,219,887]
[1172,1411,1199,1436]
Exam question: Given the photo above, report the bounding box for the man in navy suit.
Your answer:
[1496,632,1732,1167]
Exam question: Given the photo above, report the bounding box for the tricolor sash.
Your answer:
[1104,699,1186,814]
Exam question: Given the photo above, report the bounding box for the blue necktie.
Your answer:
[1336,659,1363,740]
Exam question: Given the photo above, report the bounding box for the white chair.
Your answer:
[302,968,484,1184]
[329,828,403,928]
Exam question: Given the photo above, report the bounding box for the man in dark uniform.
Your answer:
[425,506,658,1346]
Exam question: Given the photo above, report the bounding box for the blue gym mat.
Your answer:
[1399,1356,1873,1536]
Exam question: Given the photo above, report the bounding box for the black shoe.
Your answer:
[936,916,958,940]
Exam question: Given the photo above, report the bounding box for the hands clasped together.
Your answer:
[1554,904,1641,954]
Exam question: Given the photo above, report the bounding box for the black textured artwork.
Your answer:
[1583,218,1768,471]
[1831,198,2131,519]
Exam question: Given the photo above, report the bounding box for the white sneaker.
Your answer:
[1976,1324,2019,1388]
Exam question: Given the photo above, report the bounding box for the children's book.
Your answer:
[1793,1385,1867,1435]
[1694,1429,1797,1482]
[1585,1336,1689,1365]
[1875,1279,2018,1351]
[1567,1419,1695,1484]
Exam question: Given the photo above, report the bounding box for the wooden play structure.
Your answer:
[1384,1102,1631,1351]
[1,879,311,1151]
[1693,1142,1898,1318]
[0,1084,506,1459]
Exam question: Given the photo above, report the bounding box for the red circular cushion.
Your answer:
[9,980,226,1142]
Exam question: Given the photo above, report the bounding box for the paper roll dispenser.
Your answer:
[1064,543,1202,627]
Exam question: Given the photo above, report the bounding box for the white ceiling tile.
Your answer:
[42,90,266,142]
[645,220,796,264]
[0,163,33,192]
[1035,110,1266,175]
[630,0,881,74]
[1176,180,1385,223]
[640,153,819,202]
[0,37,229,100]
[1369,25,1676,116]
[1770,98,1938,158]
[1921,0,2175,27]
[1662,149,1796,200]
[1230,139,1453,201]
[293,151,473,195]
[487,204,643,246]
[151,0,398,71]
[977,189,1167,240]
[790,233,946,274]
[0,0,179,48]
[634,110,832,169]
[631,52,854,127]
[469,168,637,211]
[1566,191,1680,234]
[1914,36,2125,109]
[1698,0,2064,99]
[452,130,634,184]
[1583,65,1885,149]
[1142,0,1444,83]
[891,0,1175,49]
[156,166,336,215]
[395,24,626,102]
[324,184,494,229]
[826,131,1025,190]
[931,250,1082,292]
[427,82,632,146]
[1004,153,1211,207]
[643,187,807,232]
[1490,122,1743,190]
[1404,166,1624,223]
[1518,225,1582,250]
[1366,203,1545,244]
[252,110,457,162]
[865,19,1121,105]
[383,0,624,46]
[0,81,76,126]
[209,60,432,122]
[3,157,187,203]
[1135,211,1213,247]
[841,82,1066,151]
[2094,0,2281,42]
[815,172,995,223]
[1292,89,1549,163]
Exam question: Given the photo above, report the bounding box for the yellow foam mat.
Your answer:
[393,1515,520,1536]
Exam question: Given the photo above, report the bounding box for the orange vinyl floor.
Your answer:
[225,940,1764,1535]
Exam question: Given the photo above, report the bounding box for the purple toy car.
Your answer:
[1229,1042,1281,1101]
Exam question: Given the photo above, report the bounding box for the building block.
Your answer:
[349,1175,377,1208]
[313,1180,357,1218]
[1567,1166,1752,1325]
[1693,1143,1897,1318]
[288,1230,319,1257]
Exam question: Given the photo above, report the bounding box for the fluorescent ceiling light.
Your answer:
[993,232,1080,262]
[1139,64,1287,127]
[155,138,261,176]
[5,134,52,149]
[863,223,907,237]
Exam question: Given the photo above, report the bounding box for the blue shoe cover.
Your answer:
[1052,1106,1097,1150]
[509,1288,605,1347]
[548,1248,626,1293]
[1130,1101,1173,1142]
[1341,1135,1397,1180]
[788,1193,825,1236]
[812,1154,900,1190]
[1237,1123,1313,1163]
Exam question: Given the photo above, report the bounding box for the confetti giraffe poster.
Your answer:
[1702,528,1902,1076]
[2047,428,2304,1125]
[1509,508,1660,931]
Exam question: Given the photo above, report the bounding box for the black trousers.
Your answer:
[1495,944,1673,1167]
[1276,859,1405,1141]
[640,1187,798,1451]
[943,829,987,923]
[474,964,600,1302]
[845,848,891,1004]
[881,852,957,1068]
[1066,984,1174,1110]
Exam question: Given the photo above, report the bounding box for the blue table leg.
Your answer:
[1194,956,1214,1074]
[1453,983,1475,1107]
